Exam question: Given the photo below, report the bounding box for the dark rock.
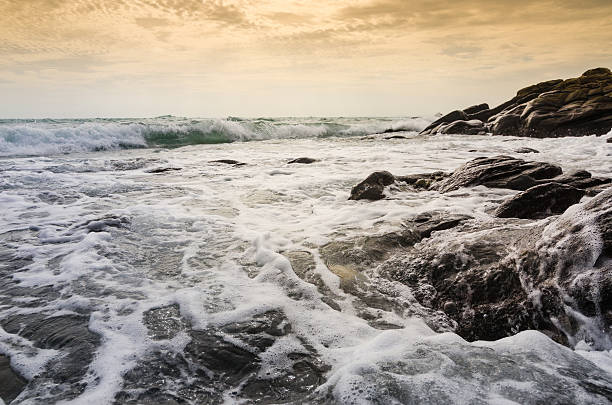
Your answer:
[421,68,612,138]
[515,147,540,153]
[420,110,468,135]
[463,103,490,115]
[384,135,408,140]
[494,182,585,219]
[435,119,485,135]
[145,167,182,174]
[0,355,27,404]
[379,186,612,347]
[349,171,395,201]
[535,170,611,193]
[210,159,246,166]
[396,171,448,190]
[288,157,318,164]
[432,155,562,192]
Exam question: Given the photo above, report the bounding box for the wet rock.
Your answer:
[145,167,182,174]
[515,147,540,153]
[380,187,612,347]
[433,155,562,192]
[396,171,448,190]
[494,182,585,219]
[0,354,27,404]
[348,171,395,201]
[384,135,408,140]
[288,157,318,164]
[421,68,612,138]
[210,159,246,166]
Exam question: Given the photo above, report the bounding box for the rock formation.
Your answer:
[420,68,612,138]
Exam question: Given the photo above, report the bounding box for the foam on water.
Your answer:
[0,129,611,403]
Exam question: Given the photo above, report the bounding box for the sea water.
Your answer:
[0,117,611,404]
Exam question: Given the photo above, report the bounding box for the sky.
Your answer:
[1,0,611,118]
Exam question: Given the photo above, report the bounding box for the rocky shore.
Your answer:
[421,68,612,138]
[339,155,611,347]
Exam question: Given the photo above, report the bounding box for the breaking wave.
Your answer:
[0,116,430,157]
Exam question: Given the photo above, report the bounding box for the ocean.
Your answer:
[1,117,611,404]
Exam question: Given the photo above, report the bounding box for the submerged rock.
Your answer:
[144,167,182,173]
[494,182,585,219]
[288,157,318,164]
[210,159,246,166]
[421,68,612,138]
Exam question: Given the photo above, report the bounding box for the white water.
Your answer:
[0,130,611,404]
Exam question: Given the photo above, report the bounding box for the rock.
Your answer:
[534,170,611,193]
[384,135,408,140]
[435,119,486,135]
[379,186,612,347]
[288,157,318,164]
[420,110,468,135]
[515,147,540,153]
[0,355,27,404]
[494,182,585,219]
[432,155,562,192]
[210,159,246,166]
[421,68,612,138]
[349,171,395,201]
[396,171,448,190]
[145,167,182,173]
[463,103,490,115]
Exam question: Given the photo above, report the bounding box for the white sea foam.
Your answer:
[0,130,610,403]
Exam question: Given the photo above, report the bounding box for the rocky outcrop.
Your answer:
[494,182,585,219]
[420,68,612,138]
[350,156,609,205]
[377,187,612,346]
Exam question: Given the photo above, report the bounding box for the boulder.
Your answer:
[494,182,585,219]
[421,68,612,138]
[349,171,395,201]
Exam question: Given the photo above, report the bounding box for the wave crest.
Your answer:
[0,117,431,157]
